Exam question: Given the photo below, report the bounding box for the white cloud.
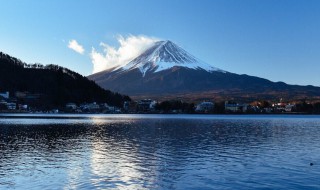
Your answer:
[68,39,85,54]
[90,35,159,74]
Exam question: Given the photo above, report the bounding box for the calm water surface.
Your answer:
[0,114,319,189]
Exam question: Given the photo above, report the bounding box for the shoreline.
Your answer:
[0,110,319,115]
[0,112,320,116]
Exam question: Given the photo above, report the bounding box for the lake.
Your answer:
[0,114,319,189]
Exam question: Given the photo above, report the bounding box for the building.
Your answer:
[66,103,77,110]
[0,91,9,99]
[81,102,100,112]
[6,102,16,110]
[195,101,214,112]
[272,102,287,112]
[100,103,117,113]
[285,104,295,112]
[123,101,130,111]
[18,104,28,111]
[123,101,137,113]
[225,101,248,113]
[137,99,157,112]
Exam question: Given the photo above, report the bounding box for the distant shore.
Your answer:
[0,111,318,115]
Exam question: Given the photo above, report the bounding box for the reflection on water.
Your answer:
[0,114,320,189]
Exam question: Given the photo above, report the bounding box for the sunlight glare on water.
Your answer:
[0,114,320,189]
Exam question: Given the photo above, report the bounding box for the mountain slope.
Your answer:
[88,41,320,101]
[0,52,130,108]
[109,40,224,76]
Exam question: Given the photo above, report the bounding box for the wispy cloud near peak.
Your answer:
[90,35,159,74]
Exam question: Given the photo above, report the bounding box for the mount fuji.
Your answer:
[88,40,320,101]
[109,40,224,76]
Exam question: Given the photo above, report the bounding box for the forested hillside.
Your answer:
[0,52,130,109]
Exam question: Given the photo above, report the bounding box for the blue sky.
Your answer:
[0,0,320,86]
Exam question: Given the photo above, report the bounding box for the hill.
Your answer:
[0,52,130,109]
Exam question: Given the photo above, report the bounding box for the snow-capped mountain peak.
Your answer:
[88,40,320,101]
[114,40,224,76]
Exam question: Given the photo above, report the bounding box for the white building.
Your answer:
[18,104,28,110]
[6,102,16,110]
[195,101,214,112]
[285,104,295,112]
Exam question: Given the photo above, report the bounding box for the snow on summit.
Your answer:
[113,40,224,76]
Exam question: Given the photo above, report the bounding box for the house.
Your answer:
[100,103,117,113]
[123,101,130,111]
[0,91,9,99]
[81,102,100,112]
[123,101,137,113]
[51,109,59,114]
[137,99,157,112]
[6,102,16,110]
[89,102,100,110]
[18,104,28,111]
[272,102,287,112]
[66,103,77,110]
[285,104,295,112]
[195,101,214,113]
[225,101,248,113]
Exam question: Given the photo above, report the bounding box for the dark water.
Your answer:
[0,114,320,190]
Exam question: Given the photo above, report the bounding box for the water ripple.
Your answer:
[0,114,320,189]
